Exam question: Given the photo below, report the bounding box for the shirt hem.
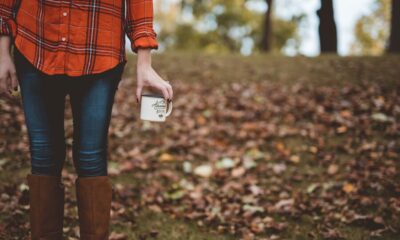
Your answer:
[13,39,128,77]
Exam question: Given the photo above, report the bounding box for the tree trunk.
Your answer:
[261,0,273,52]
[317,0,337,53]
[388,0,400,53]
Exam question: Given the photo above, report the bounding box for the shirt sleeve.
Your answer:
[125,0,159,54]
[0,0,19,38]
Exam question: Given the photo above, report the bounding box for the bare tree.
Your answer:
[388,0,400,53]
[317,0,337,53]
[261,0,273,52]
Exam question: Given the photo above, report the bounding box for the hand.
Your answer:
[135,48,173,104]
[0,50,19,99]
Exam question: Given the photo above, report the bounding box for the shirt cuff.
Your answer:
[127,31,159,54]
[0,17,17,38]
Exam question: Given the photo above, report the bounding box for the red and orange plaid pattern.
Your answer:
[0,0,159,76]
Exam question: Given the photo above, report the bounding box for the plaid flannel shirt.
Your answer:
[0,0,159,76]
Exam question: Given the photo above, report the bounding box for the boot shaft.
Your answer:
[27,173,65,240]
[75,176,113,240]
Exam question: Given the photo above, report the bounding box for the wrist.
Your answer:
[136,48,152,66]
[0,35,12,57]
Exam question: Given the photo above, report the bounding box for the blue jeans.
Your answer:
[14,47,126,177]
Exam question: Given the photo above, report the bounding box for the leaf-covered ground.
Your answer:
[0,52,399,240]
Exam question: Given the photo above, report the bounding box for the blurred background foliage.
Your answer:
[352,0,391,55]
[150,0,399,56]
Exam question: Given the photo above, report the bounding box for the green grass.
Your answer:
[111,208,236,240]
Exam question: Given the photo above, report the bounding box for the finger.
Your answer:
[4,86,13,99]
[5,71,11,94]
[160,81,172,100]
[166,83,173,100]
[0,73,11,98]
[160,85,169,101]
[10,70,18,90]
[7,76,14,97]
[136,84,143,104]
[0,72,10,93]
[161,81,172,101]
[0,76,6,93]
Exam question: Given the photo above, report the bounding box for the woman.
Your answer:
[0,0,173,239]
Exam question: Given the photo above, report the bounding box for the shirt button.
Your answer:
[63,12,67,16]
[61,37,66,41]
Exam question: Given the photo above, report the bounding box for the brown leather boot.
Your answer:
[27,173,65,240]
[75,176,113,240]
